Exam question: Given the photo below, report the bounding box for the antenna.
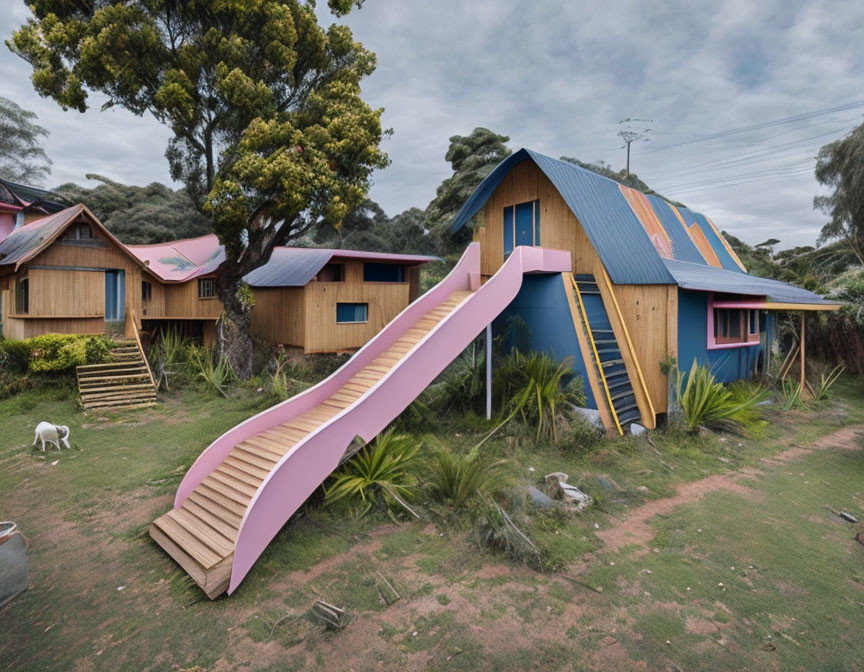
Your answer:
[617,118,653,176]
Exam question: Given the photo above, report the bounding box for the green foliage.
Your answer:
[429,348,486,416]
[428,449,507,508]
[426,128,512,254]
[0,338,32,374]
[474,495,542,569]
[814,364,845,401]
[559,156,675,200]
[0,96,52,184]
[495,352,585,440]
[10,1,389,377]
[325,430,419,518]
[675,360,768,433]
[189,346,237,397]
[54,175,210,244]
[779,378,806,410]
[814,122,864,265]
[24,334,112,373]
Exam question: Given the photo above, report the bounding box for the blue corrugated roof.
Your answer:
[644,195,706,266]
[450,149,674,284]
[677,207,742,273]
[664,259,836,305]
[244,248,439,288]
[244,249,334,287]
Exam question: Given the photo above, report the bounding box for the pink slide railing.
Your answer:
[176,243,571,594]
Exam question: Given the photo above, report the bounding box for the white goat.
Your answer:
[33,422,71,452]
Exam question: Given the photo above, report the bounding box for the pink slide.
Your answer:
[150,243,571,597]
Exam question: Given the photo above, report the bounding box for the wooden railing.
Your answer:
[128,308,156,389]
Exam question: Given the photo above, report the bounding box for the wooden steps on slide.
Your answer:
[76,337,157,410]
[150,288,474,598]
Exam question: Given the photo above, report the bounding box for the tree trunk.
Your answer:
[216,267,254,380]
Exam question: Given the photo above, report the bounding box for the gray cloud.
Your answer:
[3,0,863,248]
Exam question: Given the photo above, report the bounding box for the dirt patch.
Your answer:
[598,425,864,553]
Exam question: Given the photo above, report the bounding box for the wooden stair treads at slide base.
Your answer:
[149,290,474,599]
[570,274,640,433]
[76,339,157,410]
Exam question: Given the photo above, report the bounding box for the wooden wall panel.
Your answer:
[28,268,104,317]
[250,287,305,346]
[303,260,411,353]
[163,275,223,318]
[611,284,677,413]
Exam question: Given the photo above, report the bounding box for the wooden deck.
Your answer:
[149,290,473,598]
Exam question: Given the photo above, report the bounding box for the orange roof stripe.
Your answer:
[618,185,673,259]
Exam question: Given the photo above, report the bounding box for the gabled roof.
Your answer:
[0,204,151,275]
[244,247,439,288]
[449,148,835,305]
[126,234,226,283]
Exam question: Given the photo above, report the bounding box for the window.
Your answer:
[317,263,345,282]
[503,199,541,255]
[142,280,152,302]
[64,222,95,241]
[198,277,216,299]
[336,302,368,323]
[363,263,405,283]
[710,306,761,348]
[15,276,28,314]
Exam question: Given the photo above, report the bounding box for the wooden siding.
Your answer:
[303,261,411,353]
[250,287,305,346]
[28,268,104,317]
[163,276,223,319]
[474,160,675,415]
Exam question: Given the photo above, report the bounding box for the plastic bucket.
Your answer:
[0,521,28,607]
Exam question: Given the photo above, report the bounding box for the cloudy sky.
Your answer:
[2,0,863,248]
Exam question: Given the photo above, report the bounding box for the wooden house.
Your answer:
[0,204,436,354]
[449,149,840,432]
[244,247,435,353]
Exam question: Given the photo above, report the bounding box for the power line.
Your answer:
[645,100,864,153]
[661,167,817,197]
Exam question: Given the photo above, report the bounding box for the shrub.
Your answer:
[429,349,486,415]
[814,364,845,401]
[779,378,806,410]
[675,360,769,432]
[495,351,585,440]
[25,334,113,373]
[0,338,31,374]
[428,449,507,507]
[189,345,236,397]
[474,495,542,569]
[325,430,419,518]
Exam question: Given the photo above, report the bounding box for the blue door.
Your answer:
[105,270,125,321]
[504,200,540,257]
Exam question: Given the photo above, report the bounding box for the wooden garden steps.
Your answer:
[150,288,473,598]
[76,337,157,410]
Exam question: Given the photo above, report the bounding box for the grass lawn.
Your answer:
[1,379,863,671]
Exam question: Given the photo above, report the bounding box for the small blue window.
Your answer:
[363,263,404,282]
[336,302,368,323]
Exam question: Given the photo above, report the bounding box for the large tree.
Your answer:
[0,96,52,184]
[9,1,388,376]
[55,175,211,244]
[814,122,864,265]
[425,128,511,254]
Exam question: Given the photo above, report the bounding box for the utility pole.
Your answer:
[617,118,652,176]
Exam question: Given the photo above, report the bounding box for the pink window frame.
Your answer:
[706,293,764,350]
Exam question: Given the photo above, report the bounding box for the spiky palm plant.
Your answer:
[325,430,419,518]
[429,450,507,508]
[675,360,768,432]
